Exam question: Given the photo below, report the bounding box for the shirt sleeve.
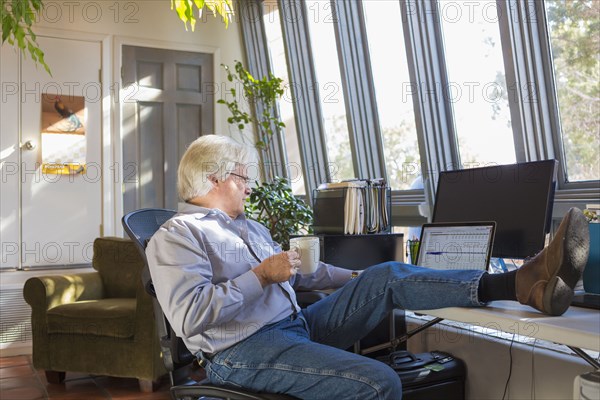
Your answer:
[146,221,264,339]
[291,262,353,290]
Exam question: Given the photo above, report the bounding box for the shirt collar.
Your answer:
[178,202,212,217]
[177,202,247,222]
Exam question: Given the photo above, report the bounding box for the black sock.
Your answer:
[477,270,518,303]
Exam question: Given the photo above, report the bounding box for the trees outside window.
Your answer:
[545,0,599,182]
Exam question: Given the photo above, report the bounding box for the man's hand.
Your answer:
[253,251,301,287]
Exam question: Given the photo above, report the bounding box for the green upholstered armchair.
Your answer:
[23,237,166,392]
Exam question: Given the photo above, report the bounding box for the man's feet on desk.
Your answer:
[516,208,590,316]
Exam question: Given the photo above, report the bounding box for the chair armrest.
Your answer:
[295,290,330,308]
[23,272,104,311]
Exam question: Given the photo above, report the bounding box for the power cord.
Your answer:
[530,339,538,399]
[502,333,516,400]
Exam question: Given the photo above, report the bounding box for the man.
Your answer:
[147,135,589,399]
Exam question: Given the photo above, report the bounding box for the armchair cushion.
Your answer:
[93,237,142,298]
[47,298,136,339]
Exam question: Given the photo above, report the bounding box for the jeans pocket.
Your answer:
[205,359,230,385]
[298,314,311,336]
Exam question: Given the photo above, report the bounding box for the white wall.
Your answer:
[33,0,244,80]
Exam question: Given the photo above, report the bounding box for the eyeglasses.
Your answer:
[229,172,252,185]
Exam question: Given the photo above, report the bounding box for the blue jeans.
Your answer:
[203,262,485,399]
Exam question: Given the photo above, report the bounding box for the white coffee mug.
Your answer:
[289,236,320,275]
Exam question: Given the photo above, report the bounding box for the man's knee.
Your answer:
[351,359,402,399]
[367,361,402,399]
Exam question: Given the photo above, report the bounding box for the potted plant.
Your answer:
[218,60,313,249]
[245,177,313,250]
[218,60,285,151]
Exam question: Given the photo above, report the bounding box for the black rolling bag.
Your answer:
[377,350,466,400]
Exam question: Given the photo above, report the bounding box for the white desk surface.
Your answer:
[416,301,600,352]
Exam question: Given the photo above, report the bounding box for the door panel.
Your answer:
[122,46,214,212]
[138,102,164,207]
[19,36,102,267]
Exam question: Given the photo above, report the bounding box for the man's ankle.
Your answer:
[478,270,517,303]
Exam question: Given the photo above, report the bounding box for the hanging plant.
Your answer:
[171,0,234,31]
[1,0,50,74]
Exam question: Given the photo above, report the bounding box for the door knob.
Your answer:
[22,140,36,151]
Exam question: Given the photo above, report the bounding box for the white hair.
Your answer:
[177,135,257,201]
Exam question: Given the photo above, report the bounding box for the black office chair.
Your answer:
[122,208,298,400]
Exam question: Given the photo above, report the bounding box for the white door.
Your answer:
[18,36,102,268]
[121,46,214,212]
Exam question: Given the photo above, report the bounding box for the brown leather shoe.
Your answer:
[516,208,590,316]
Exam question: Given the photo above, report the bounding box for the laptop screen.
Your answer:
[415,222,496,271]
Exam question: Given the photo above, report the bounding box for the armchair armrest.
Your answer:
[23,272,104,311]
[23,272,105,370]
[133,276,158,336]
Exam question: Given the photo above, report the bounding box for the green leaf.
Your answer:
[2,17,13,42]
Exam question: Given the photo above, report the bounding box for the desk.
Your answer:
[415,301,600,367]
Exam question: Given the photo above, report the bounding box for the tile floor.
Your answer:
[0,355,172,400]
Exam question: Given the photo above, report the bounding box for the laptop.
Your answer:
[415,222,496,271]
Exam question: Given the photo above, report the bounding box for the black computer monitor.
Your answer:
[319,233,405,270]
[432,160,557,259]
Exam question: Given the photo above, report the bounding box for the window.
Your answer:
[439,0,516,167]
[240,0,598,224]
[263,0,306,194]
[363,0,421,190]
[544,0,599,183]
[305,0,354,181]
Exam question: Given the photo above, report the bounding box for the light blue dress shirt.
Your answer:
[146,203,353,355]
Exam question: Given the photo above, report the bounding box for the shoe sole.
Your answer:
[543,276,574,316]
[558,208,590,287]
[542,208,590,315]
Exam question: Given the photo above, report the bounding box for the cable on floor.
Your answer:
[502,332,516,400]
